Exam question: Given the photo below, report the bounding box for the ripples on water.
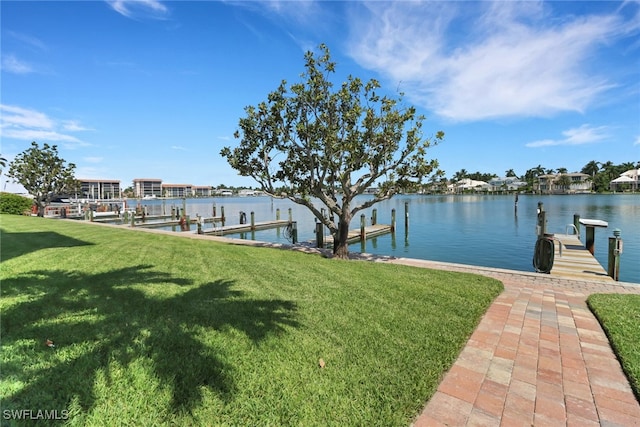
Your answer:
[137,194,639,283]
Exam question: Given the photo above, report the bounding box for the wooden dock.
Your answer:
[203,220,291,236]
[313,224,394,247]
[133,216,223,229]
[549,234,613,282]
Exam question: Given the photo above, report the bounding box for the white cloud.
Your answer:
[0,105,53,128]
[634,136,640,146]
[107,0,169,19]
[6,31,47,51]
[1,54,34,74]
[171,145,187,151]
[62,120,94,132]
[347,1,635,121]
[0,104,92,148]
[1,129,82,144]
[525,124,609,148]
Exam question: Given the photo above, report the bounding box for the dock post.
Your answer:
[360,214,366,242]
[221,206,225,225]
[171,207,176,220]
[276,208,280,220]
[291,221,298,244]
[573,214,580,236]
[536,202,546,237]
[213,204,216,217]
[90,210,94,222]
[185,215,191,231]
[607,229,622,281]
[197,215,203,234]
[251,211,255,230]
[372,209,377,225]
[131,212,135,227]
[182,198,186,218]
[391,209,396,232]
[585,227,596,255]
[404,202,409,231]
[315,220,324,248]
[288,208,292,222]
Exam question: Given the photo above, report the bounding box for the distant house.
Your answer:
[451,178,491,193]
[536,173,591,194]
[610,169,639,192]
[488,177,527,192]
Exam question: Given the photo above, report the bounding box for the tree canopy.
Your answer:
[7,142,79,216]
[221,44,443,258]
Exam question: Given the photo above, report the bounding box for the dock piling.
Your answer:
[536,202,546,237]
[315,220,324,248]
[608,229,623,281]
[372,209,377,226]
[391,209,396,232]
[360,214,366,242]
[251,212,255,230]
[404,202,409,231]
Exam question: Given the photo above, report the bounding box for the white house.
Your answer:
[610,169,639,192]
[488,177,527,192]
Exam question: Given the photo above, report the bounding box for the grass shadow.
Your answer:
[1,265,298,416]
[0,229,94,262]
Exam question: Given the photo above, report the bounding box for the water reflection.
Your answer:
[131,194,638,282]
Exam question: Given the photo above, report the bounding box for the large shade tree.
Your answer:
[7,141,79,216]
[221,45,443,259]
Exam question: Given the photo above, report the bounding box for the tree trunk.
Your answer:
[333,217,351,259]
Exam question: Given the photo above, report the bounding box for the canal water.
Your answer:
[132,194,639,283]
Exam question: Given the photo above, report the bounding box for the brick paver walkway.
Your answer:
[381,259,640,427]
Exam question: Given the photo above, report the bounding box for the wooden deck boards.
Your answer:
[317,224,394,246]
[550,234,612,282]
[203,220,291,236]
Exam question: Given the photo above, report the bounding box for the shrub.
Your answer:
[0,192,33,215]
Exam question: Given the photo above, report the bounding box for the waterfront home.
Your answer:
[488,176,527,192]
[536,173,591,194]
[610,169,639,192]
[449,178,491,193]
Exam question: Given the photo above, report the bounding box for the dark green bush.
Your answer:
[0,192,33,215]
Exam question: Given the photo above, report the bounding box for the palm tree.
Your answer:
[581,160,600,177]
[505,169,517,177]
[556,174,572,193]
[452,169,468,182]
[556,167,568,174]
[0,155,6,175]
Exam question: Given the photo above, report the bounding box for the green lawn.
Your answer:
[588,293,640,402]
[1,214,503,426]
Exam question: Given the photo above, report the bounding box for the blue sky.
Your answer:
[1,0,639,192]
